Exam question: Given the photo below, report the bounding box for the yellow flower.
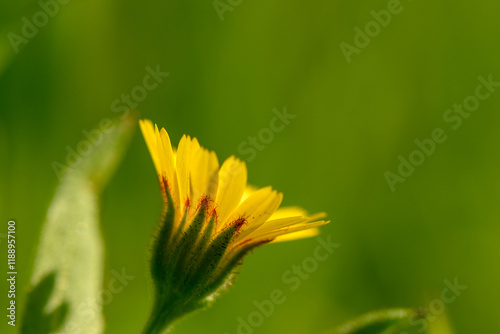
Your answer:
[139,119,329,334]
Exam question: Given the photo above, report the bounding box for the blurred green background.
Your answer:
[1,0,499,333]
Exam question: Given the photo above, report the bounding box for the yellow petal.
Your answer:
[241,185,257,203]
[270,206,308,220]
[272,228,320,243]
[158,128,176,178]
[244,212,327,242]
[244,216,308,237]
[215,156,247,230]
[239,220,329,245]
[229,187,283,242]
[176,135,199,211]
[158,127,179,208]
[190,146,219,206]
[139,120,161,175]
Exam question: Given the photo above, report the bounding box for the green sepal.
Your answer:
[185,219,245,291]
[179,213,216,286]
[198,240,269,300]
[173,199,208,276]
[192,212,216,260]
[150,188,176,294]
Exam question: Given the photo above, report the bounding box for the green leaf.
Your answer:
[330,307,457,334]
[21,114,136,334]
[330,308,427,334]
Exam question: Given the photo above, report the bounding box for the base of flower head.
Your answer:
[140,120,330,334]
[145,188,271,334]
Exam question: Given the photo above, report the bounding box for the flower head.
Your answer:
[139,119,329,333]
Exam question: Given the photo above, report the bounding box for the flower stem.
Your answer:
[142,293,185,334]
[142,309,176,334]
[142,318,169,334]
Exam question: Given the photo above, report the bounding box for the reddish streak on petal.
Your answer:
[210,208,219,224]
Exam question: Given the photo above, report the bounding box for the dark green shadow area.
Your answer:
[21,272,69,334]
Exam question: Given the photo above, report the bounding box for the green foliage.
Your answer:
[21,115,135,334]
[331,309,421,334]
[331,308,454,334]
